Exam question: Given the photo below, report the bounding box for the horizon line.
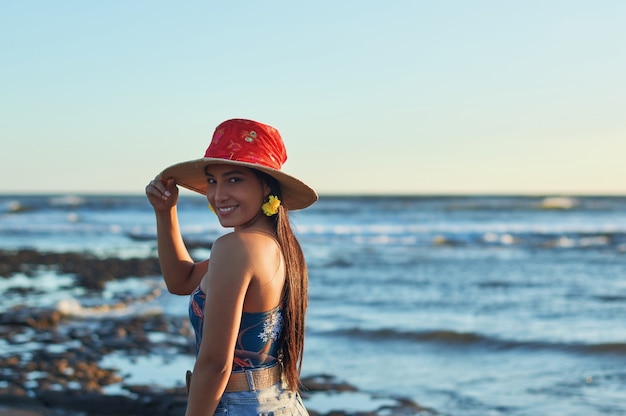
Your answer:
[1,191,625,198]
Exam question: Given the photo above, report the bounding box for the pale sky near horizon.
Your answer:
[1,1,625,195]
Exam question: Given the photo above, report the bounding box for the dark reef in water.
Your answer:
[0,249,432,415]
[0,249,162,290]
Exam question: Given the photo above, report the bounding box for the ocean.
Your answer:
[1,194,625,415]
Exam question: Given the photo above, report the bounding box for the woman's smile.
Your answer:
[216,205,238,214]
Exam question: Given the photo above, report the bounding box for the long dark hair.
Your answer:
[253,169,308,391]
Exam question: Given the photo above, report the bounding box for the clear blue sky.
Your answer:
[2,1,625,195]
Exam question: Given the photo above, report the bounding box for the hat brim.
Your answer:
[160,158,318,210]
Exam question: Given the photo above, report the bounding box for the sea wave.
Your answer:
[303,229,626,254]
[311,195,626,212]
[48,195,87,207]
[323,327,626,356]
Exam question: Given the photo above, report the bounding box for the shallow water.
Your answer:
[1,194,625,415]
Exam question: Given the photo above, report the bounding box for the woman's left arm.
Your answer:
[185,233,253,416]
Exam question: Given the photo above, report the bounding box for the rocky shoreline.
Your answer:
[0,249,433,415]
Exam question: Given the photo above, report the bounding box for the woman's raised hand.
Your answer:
[145,176,179,211]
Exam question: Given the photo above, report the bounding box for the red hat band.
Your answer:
[204,119,287,170]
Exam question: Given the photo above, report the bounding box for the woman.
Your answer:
[145,119,317,415]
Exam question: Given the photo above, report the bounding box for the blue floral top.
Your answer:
[189,286,283,370]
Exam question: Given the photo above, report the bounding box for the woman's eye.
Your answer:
[207,178,216,184]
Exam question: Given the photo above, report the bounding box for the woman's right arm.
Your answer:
[146,176,208,295]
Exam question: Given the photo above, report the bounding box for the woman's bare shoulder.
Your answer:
[216,230,277,248]
[210,231,277,261]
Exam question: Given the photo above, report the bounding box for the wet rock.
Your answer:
[0,306,65,329]
[301,375,436,415]
[0,248,433,415]
[302,374,358,393]
[0,249,162,290]
[37,389,188,416]
[380,396,438,415]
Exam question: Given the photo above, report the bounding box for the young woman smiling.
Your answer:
[145,119,317,416]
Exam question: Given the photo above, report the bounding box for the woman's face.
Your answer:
[204,165,269,230]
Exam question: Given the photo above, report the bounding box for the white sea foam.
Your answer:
[540,196,577,209]
[49,195,86,207]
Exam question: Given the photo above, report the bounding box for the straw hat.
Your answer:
[160,119,318,210]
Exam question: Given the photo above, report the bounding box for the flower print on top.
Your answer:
[258,308,282,343]
[189,286,283,371]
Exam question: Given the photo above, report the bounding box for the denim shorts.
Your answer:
[214,382,309,416]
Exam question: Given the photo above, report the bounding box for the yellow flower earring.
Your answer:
[208,203,216,213]
[262,195,281,216]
